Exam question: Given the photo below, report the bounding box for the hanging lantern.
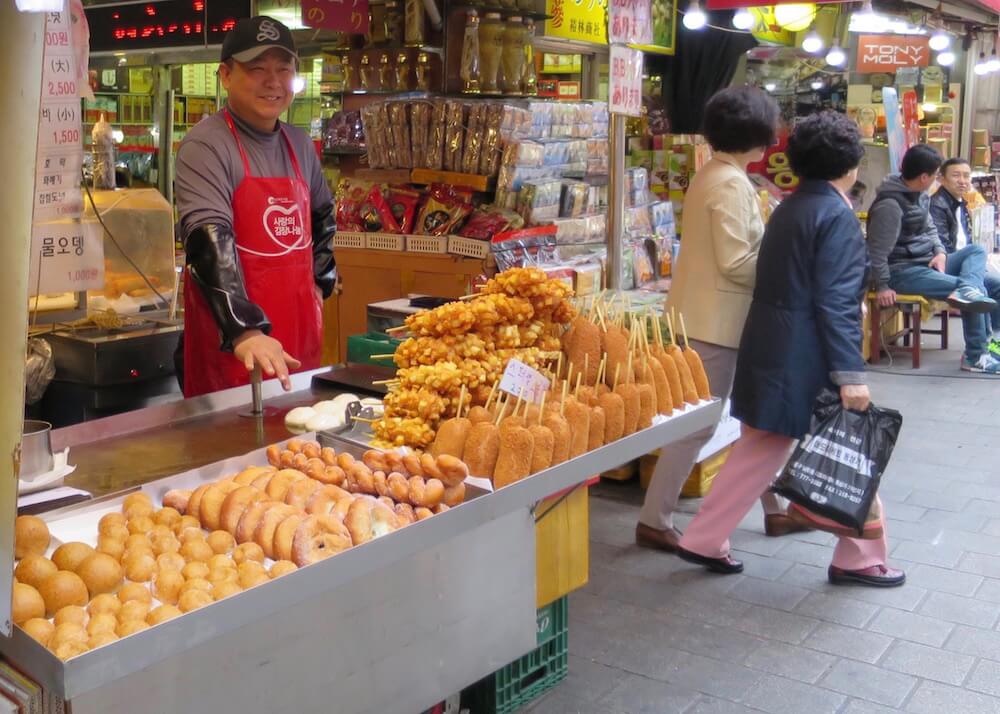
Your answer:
[773,3,817,32]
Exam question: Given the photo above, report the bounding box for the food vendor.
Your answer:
[174,16,336,397]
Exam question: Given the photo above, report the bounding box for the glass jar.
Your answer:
[385,1,404,45]
[415,52,432,91]
[478,12,504,94]
[460,10,481,93]
[359,53,376,90]
[395,51,411,91]
[521,19,538,96]
[378,52,393,90]
[343,57,357,91]
[501,16,525,94]
[404,0,425,46]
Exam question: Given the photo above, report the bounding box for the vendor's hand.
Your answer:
[840,384,871,412]
[929,253,947,272]
[233,330,301,391]
[877,289,897,307]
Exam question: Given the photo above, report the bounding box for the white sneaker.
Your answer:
[960,353,1000,374]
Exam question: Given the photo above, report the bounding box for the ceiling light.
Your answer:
[292,76,307,94]
[682,0,707,30]
[802,30,824,53]
[811,79,824,90]
[929,30,950,50]
[988,49,1000,72]
[826,44,847,66]
[732,7,754,30]
[774,3,816,31]
[974,52,989,75]
[922,102,937,112]
[850,0,888,33]
[764,81,777,92]
[937,51,955,66]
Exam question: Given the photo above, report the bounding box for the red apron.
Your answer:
[183,110,322,397]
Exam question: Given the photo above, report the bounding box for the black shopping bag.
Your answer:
[771,389,902,537]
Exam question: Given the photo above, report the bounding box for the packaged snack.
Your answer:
[410,102,431,169]
[516,179,562,225]
[491,226,558,271]
[650,201,675,239]
[388,102,412,168]
[624,204,653,238]
[387,186,421,234]
[415,184,473,235]
[425,99,447,170]
[444,101,466,172]
[334,179,373,232]
[359,185,402,233]
[624,166,649,193]
[458,206,523,240]
[632,239,655,286]
[479,103,505,177]
[560,181,588,218]
[462,103,485,175]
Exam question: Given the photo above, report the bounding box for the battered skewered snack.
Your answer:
[637,384,655,430]
[462,422,500,477]
[601,325,633,388]
[372,416,436,448]
[598,391,625,443]
[543,411,571,465]
[563,317,602,386]
[383,388,447,421]
[653,347,684,411]
[564,396,590,459]
[588,406,606,451]
[647,358,673,415]
[468,406,493,424]
[528,423,555,473]
[633,359,659,414]
[615,380,641,436]
[493,423,534,488]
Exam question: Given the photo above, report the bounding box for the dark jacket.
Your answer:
[865,175,944,290]
[731,181,868,439]
[929,188,971,254]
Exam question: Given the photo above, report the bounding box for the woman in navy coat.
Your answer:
[676,112,905,588]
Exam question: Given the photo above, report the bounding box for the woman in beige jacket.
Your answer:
[637,87,804,552]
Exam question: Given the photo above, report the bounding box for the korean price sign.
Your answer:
[609,45,643,117]
[609,0,653,45]
[545,0,608,44]
[300,0,370,33]
[28,220,104,296]
[499,359,551,405]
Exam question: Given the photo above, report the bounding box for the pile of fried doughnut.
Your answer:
[374,268,578,449]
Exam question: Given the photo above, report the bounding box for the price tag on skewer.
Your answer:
[499,359,551,405]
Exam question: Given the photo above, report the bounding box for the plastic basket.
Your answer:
[447,235,490,259]
[333,231,366,249]
[407,235,448,254]
[345,332,402,368]
[366,233,406,251]
[461,597,569,714]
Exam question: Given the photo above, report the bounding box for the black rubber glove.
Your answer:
[185,223,271,352]
[312,201,337,299]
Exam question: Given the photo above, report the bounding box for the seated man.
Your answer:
[867,145,999,374]
[930,157,1000,356]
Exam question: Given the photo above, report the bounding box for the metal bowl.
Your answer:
[21,420,54,480]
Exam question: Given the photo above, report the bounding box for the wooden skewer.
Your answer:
[515,386,525,418]
[665,313,676,346]
[613,363,621,391]
[386,325,409,335]
[584,353,590,386]
[458,384,466,419]
[561,381,569,417]
[670,307,678,341]
[370,354,396,360]
[484,381,498,410]
[351,416,377,423]
[556,352,563,381]
[538,392,547,426]
[680,313,691,349]
[372,379,399,385]
[575,372,582,398]
[597,354,607,386]
[494,395,509,426]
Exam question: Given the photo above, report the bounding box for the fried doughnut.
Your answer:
[251,472,275,492]
[615,383,641,435]
[305,486,349,516]
[467,406,492,424]
[207,530,235,555]
[254,504,298,559]
[234,466,275,486]
[377,496,396,511]
[667,344,699,404]
[302,441,321,459]
[292,515,353,567]
[199,481,240,532]
[654,349,685,410]
[303,457,327,482]
[162,489,192,514]
[264,469,307,501]
[373,470,389,498]
[598,391,625,442]
[401,453,424,478]
[286,438,305,453]
[647,358,673,414]
[441,482,466,507]
[462,423,500,477]
[185,484,211,521]
[273,514,307,563]
[220,486,265,536]
[284,478,320,510]
[279,451,295,469]
[386,473,410,502]
[336,453,356,471]
[213,581,243,601]
[414,507,434,521]
[320,447,338,466]
[494,425,534,488]
[332,495,355,521]
[270,560,298,578]
[434,504,451,514]
[235,500,274,545]
[344,498,399,545]
[291,452,310,471]
[178,590,212,613]
[542,413,571,466]
[362,449,390,473]
[528,424,555,474]
[564,397,590,459]
[232,542,265,565]
[637,384,655,430]
[434,454,469,486]
[429,417,471,459]
[266,444,282,468]
[683,346,711,400]
[588,406,606,451]
[408,477,445,508]
[394,503,416,525]
[313,465,347,486]
[347,464,376,495]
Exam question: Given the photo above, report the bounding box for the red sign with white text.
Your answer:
[856,35,930,73]
[301,0,369,33]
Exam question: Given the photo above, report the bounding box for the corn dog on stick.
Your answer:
[680,314,711,400]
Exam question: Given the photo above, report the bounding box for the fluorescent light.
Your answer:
[292,76,307,94]
[811,79,824,90]
[683,0,707,30]
[826,44,846,66]
[732,7,754,30]
[764,81,777,92]
[929,31,950,50]
[937,51,955,66]
[802,31,823,53]
[974,52,989,75]
[112,130,124,143]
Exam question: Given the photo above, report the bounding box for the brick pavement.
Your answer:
[525,363,1000,713]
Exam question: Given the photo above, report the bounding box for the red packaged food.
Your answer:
[414,183,473,236]
[359,185,401,233]
[387,187,421,234]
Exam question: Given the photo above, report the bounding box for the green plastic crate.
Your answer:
[345,332,402,368]
[462,598,569,714]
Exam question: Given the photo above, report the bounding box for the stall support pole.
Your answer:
[607,112,626,290]
[0,5,45,636]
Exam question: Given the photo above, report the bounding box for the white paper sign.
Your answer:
[498,359,551,405]
[609,45,644,117]
[609,0,653,45]
[28,219,104,295]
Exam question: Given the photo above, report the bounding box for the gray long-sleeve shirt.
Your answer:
[175,107,332,239]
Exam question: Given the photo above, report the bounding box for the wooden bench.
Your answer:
[867,293,949,369]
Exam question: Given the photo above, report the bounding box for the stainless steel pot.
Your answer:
[20,420,54,480]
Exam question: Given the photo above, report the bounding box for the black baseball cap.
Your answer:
[221,16,298,63]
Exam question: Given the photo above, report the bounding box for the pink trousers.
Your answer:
[679,425,888,571]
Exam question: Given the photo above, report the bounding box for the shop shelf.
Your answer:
[461,597,569,714]
[411,168,495,192]
[448,3,551,20]
[328,44,444,55]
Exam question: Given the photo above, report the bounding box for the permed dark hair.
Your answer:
[940,157,970,176]
[701,86,780,154]
[786,112,865,181]
[901,144,943,180]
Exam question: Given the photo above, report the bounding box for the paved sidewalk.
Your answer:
[526,364,1000,713]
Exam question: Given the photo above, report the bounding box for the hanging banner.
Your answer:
[882,87,905,173]
[856,34,930,73]
[609,45,643,117]
[545,0,609,44]
[301,0,369,33]
[609,0,653,45]
[630,0,677,55]
[747,129,799,195]
[902,89,920,151]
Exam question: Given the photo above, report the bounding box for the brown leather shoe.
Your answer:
[764,512,813,538]
[635,523,683,552]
